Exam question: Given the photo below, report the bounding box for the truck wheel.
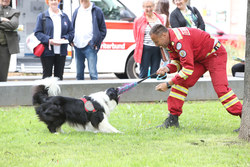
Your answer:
[114,73,128,79]
[126,55,140,79]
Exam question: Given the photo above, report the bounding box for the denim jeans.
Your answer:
[74,45,98,80]
[139,45,161,78]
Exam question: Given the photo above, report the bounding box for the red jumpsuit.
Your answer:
[166,27,242,117]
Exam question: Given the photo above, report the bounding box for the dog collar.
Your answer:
[80,98,96,112]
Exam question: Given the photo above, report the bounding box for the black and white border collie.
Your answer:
[32,77,121,133]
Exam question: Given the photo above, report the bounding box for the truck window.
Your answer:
[91,0,135,21]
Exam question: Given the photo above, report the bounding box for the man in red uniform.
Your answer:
[150,24,242,130]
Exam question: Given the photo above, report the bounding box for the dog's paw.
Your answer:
[117,131,124,134]
[113,130,123,134]
[56,127,64,133]
[59,129,65,133]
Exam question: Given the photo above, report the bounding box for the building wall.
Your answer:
[191,0,247,35]
[230,0,247,35]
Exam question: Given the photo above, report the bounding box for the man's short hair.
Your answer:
[149,24,169,36]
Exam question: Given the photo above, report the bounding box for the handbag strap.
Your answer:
[42,12,46,34]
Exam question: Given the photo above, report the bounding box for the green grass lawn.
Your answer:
[0,101,249,167]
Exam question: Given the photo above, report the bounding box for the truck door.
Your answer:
[90,0,138,78]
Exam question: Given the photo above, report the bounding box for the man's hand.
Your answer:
[156,66,169,76]
[155,83,168,92]
[1,17,10,22]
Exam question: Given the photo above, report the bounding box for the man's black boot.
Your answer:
[233,116,241,132]
[156,113,179,128]
[233,127,240,132]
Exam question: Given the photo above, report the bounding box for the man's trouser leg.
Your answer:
[0,45,10,82]
[168,63,206,116]
[208,47,242,116]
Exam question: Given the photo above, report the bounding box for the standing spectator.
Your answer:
[133,0,164,78]
[170,0,205,30]
[155,0,170,28]
[34,0,74,80]
[72,0,106,80]
[0,0,20,82]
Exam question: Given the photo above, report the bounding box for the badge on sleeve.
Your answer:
[176,42,182,50]
[179,50,186,58]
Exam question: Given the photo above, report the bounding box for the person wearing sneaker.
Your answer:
[150,24,242,129]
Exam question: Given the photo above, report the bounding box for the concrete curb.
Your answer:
[0,77,244,106]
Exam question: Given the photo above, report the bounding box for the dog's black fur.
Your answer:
[32,77,121,133]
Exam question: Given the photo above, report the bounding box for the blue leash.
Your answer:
[156,73,167,80]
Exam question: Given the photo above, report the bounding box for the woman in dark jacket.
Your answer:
[170,0,205,30]
[34,0,74,80]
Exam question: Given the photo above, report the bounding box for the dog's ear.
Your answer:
[106,88,119,102]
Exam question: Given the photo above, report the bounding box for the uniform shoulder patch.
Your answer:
[179,50,187,58]
[179,27,190,36]
[176,42,182,50]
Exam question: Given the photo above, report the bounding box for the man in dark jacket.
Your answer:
[72,0,106,80]
[0,0,20,82]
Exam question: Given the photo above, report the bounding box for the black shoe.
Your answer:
[156,113,179,129]
[233,127,240,132]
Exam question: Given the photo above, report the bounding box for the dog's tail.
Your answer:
[32,77,61,105]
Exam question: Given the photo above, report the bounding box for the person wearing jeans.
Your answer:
[133,0,164,78]
[72,0,106,80]
[74,45,98,80]
[139,45,162,78]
